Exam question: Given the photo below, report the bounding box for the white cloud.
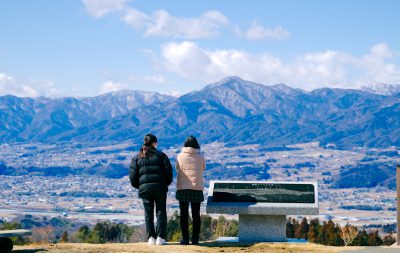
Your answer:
[0,73,61,97]
[142,74,166,84]
[161,41,212,78]
[0,73,15,83]
[360,43,400,85]
[82,0,126,18]
[159,42,400,90]
[129,74,167,85]
[98,81,129,94]
[82,0,229,39]
[369,43,393,58]
[33,80,61,97]
[83,1,294,41]
[98,76,167,95]
[162,90,182,97]
[144,10,228,39]
[122,7,149,29]
[236,21,290,40]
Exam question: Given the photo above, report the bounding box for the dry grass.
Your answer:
[13,242,364,253]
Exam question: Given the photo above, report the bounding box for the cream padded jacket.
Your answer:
[175,147,206,191]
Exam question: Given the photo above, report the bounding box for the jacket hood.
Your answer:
[182,147,200,154]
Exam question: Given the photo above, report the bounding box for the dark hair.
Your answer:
[139,134,158,158]
[184,135,200,149]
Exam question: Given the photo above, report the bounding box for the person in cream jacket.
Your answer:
[175,136,206,245]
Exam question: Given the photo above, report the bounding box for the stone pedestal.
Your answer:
[238,214,286,242]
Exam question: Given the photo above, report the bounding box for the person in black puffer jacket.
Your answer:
[129,133,173,245]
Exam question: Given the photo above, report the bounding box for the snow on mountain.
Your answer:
[0,78,399,148]
[361,83,400,96]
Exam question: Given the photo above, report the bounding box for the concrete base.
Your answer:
[215,237,240,243]
[216,237,306,244]
[238,214,286,242]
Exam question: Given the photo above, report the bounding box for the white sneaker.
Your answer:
[148,237,156,245]
[155,237,167,245]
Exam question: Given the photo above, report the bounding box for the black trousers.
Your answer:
[141,191,167,239]
[179,201,201,242]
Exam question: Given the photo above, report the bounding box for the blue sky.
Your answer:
[0,0,399,97]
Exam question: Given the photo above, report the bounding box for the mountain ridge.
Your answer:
[0,77,399,148]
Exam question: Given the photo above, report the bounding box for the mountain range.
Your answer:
[1,76,399,148]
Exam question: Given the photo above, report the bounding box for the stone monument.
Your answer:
[206,180,319,242]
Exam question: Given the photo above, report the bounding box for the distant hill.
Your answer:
[0,90,175,142]
[333,162,395,189]
[1,77,400,148]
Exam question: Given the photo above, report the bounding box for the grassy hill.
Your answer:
[12,242,365,253]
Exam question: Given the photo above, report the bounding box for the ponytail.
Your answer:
[139,145,151,158]
[139,133,158,158]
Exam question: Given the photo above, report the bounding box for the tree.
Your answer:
[76,225,90,242]
[1,222,22,230]
[83,221,134,243]
[383,233,396,246]
[295,217,309,240]
[50,217,69,228]
[340,224,358,246]
[317,221,328,245]
[212,216,238,239]
[91,222,106,243]
[166,211,181,241]
[76,221,134,243]
[225,219,238,237]
[113,223,134,242]
[199,215,213,241]
[287,218,359,246]
[368,230,383,246]
[325,220,343,246]
[314,220,344,246]
[292,218,300,237]
[286,218,295,238]
[353,229,369,246]
[213,216,229,238]
[60,231,69,243]
[32,226,55,243]
[307,218,320,243]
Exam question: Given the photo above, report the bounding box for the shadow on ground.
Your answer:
[12,250,47,253]
[200,241,255,248]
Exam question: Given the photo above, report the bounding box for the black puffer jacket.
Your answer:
[129,147,173,197]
